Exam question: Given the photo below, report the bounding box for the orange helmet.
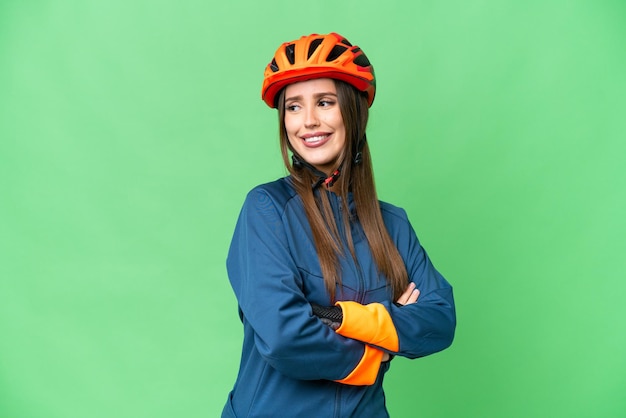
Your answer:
[261,32,376,108]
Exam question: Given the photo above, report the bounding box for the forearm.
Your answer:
[248,313,386,385]
[313,287,455,358]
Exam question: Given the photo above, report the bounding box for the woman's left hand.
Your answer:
[382,283,419,363]
[395,282,420,306]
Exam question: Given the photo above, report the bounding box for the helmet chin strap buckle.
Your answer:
[324,170,341,188]
[293,154,342,189]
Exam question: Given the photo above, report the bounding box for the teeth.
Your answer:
[304,135,327,143]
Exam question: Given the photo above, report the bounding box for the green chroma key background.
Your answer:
[1,1,624,417]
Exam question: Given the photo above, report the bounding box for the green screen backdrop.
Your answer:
[1,1,625,417]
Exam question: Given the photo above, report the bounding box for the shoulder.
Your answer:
[243,177,298,214]
[378,200,421,248]
[247,177,297,203]
[379,200,410,225]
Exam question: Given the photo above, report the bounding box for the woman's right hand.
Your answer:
[396,282,420,306]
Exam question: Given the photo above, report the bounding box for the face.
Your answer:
[283,78,346,175]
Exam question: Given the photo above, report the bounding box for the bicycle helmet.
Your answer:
[262,32,376,108]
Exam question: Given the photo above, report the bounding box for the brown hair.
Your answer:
[276,79,408,302]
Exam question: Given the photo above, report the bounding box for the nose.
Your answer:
[304,106,320,128]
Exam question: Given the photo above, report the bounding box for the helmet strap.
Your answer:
[353,134,367,165]
[292,154,342,190]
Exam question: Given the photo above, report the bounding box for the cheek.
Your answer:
[283,116,299,138]
[331,115,346,141]
[283,122,299,149]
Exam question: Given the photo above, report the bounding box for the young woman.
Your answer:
[222,32,456,418]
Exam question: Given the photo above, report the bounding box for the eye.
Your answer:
[285,103,301,112]
[318,98,336,107]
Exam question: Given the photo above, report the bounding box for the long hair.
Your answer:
[277,80,408,302]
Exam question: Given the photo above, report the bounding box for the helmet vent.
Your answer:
[307,38,324,59]
[326,45,348,62]
[285,43,296,65]
[339,38,352,47]
[269,58,279,72]
[353,53,371,68]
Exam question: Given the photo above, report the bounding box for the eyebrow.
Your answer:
[285,92,338,102]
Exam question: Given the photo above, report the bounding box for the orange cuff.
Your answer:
[334,344,383,386]
[335,301,399,352]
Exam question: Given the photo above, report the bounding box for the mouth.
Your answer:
[301,132,332,148]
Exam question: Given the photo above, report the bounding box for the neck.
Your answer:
[292,155,344,192]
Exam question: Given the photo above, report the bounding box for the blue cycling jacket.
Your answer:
[222,177,455,418]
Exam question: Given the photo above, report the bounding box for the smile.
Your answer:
[301,133,332,148]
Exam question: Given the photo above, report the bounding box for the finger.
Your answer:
[396,288,410,305]
[396,282,416,305]
[407,288,420,304]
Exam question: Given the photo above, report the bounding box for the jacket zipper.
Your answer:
[334,385,342,417]
[331,193,366,303]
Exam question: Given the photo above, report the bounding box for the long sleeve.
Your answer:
[334,208,456,359]
[227,187,384,385]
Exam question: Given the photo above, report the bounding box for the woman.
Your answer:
[222,32,455,418]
